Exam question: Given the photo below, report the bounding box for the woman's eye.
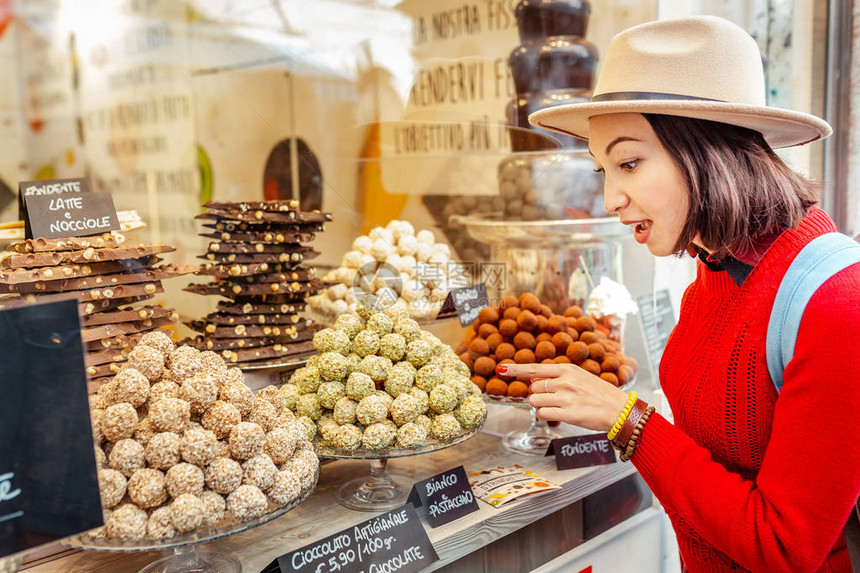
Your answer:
[620,159,638,171]
[593,167,604,174]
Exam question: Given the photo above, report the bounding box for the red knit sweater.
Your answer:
[633,208,860,572]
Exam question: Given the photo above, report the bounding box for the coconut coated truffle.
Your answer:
[199,490,226,530]
[170,493,205,533]
[219,381,255,417]
[113,367,150,406]
[127,468,168,508]
[146,506,177,539]
[267,470,303,505]
[109,438,146,477]
[101,402,139,441]
[205,457,243,495]
[201,400,242,439]
[106,503,148,540]
[255,385,287,412]
[149,398,190,434]
[242,454,278,491]
[180,427,219,466]
[144,432,182,470]
[227,484,268,521]
[165,462,205,498]
[264,426,298,465]
[98,468,127,509]
[126,345,165,383]
[248,399,278,432]
[229,422,265,460]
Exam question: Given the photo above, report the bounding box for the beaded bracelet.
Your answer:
[607,391,638,441]
[611,399,648,451]
[620,406,656,462]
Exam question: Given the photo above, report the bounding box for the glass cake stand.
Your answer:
[483,375,636,456]
[483,394,558,456]
[315,423,483,512]
[63,470,318,573]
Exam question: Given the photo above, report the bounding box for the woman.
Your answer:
[499,16,860,573]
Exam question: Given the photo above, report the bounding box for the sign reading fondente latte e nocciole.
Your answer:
[24,191,119,240]
[0,298,104,558]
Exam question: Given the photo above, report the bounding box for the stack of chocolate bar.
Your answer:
[0,233,196,383]
[183,200,331,367]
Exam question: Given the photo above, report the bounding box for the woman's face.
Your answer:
[588,113,692,256]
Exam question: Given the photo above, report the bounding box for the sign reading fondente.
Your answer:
[407,465,479,527]
[546,434,617,470]
[277,504,438,573]
[24,191,119,240]
[18,177,91,221]
[450,283,489,327]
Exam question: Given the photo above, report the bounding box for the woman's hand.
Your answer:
[497,362,631,432]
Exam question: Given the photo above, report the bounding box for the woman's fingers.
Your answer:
[533,406,566,422]
[498,362,568,380]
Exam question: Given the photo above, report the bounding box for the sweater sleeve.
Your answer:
[632,268,860,572]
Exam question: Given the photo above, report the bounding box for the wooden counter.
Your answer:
[20,407,640,573]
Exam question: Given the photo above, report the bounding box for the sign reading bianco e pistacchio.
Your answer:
[408,465,479,527]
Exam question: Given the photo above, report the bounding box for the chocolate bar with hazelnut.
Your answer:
[200,231,315,244]
[0,265,195,294]
[0,243,176,269]
[6,232,126,253]
[82,305,177,327]
[215,300,305,315]
[0,256,161,284]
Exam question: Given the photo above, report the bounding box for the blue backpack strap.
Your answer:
[766,232,860,392]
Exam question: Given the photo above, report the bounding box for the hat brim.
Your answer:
[529,100,832,149]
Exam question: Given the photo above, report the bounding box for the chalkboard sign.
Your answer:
[277,504,438,573]
[407,465,479,528]
[24,191,119,240]
[448,283,489,327]
[0,298,104,558]
[18,177,91,221]
[545,434,617,470]
[635,290,676,375]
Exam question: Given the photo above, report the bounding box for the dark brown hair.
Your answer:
[643,114,819,259]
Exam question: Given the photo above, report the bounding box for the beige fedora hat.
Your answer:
[528,15,831,149]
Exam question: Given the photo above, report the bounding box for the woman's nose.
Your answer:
[603,178,628,214]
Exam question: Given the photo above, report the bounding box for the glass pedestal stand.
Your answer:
[139,547,241,573]
[502,405,559,456]
[335,458,412,512]
[485,395,559,456]
[315,424,484,512]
